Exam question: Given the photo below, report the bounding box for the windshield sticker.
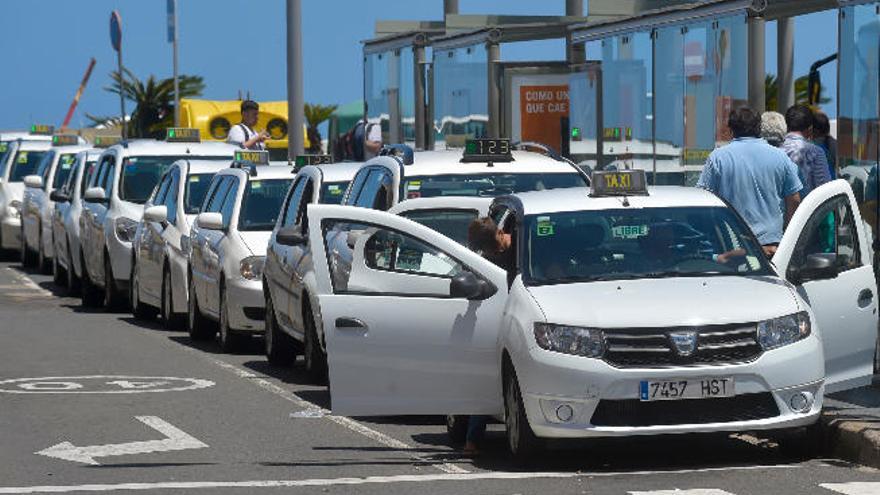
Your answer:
[59,155,75,169]
[407,180,421,191]
[251,181,262,190]
[536,216,555,237]
[189,176,200,183]
[612,225,649,239]
[327,184,342,195]
[126,157,138,165]
[17,152,28,163]
[746,256,761,270]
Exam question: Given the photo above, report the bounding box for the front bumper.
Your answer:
[226,277,265,333]
[1,212,22,250]
[515,335,825,439]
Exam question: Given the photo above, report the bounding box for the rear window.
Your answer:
[399,208,478,245]
[119,155,229,204]
[238,178,293,231]
[184,174,215,214]
[9,150,49,182]
[403,172,586,198]
[320,181,349,204]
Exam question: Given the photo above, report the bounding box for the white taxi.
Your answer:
[21,136,91,271]
[51,148,102,292]
[130,159,229,325]
[79,129,236,308]
[302,170,877,460]
[188,155,294,351]
[0,139,53,253]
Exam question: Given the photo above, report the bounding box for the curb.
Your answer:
[820,413,880,467]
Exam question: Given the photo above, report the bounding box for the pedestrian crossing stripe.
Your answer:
[821,483,880,495]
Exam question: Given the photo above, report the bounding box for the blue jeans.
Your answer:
[466,415,489,444]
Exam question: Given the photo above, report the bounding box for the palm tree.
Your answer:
[304,103,337,153]
[87,68,205,138]
[764,73,830,112]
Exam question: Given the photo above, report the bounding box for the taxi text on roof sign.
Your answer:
[591,169,649,197]
[294,154,332,168]
[52,134,79,146]
[166,127,200,143]
[461,138,514,163]
[30,124,55,136]
[94,136,122,148]
[234,149,270,165]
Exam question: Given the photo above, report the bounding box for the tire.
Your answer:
[52,248,66,287]
[446,415,469,446]
[130,261,157,320]
[66,244,81,296]
[20,227,35,268]
[80,253,103,307]
[37,231,50,274]
[504,361,542,462]
[303,307,328,384]
[218,284,246,352]
[161,265,184,330]
[874,327,880,375]
[264,290,296,366]
[103,254,123,310]
[187,273,214,340]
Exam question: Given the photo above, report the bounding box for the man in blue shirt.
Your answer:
[697,107,803,256]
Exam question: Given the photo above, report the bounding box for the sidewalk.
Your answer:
[821,378,880,467]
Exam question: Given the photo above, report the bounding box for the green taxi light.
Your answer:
[166,127,200,142]
[571,127,581,139]
[52,134,79,146]
[30,124,54,136]
[234,149,270,165]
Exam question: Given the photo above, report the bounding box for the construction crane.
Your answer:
[60,58,96,131]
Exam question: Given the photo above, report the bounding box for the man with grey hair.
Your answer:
[760,111,787,147]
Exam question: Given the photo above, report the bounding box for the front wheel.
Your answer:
[20,228,35,268]
[303,309,328,384]
[103,254,124,310]
[264,291,296,366]
[37,232,50,274]
[80,253,103,307]
[504,363,542,462]
[187,275,214,340]
[52,248,66,287]
[218,286,246,352]
[162,266,184,329]
[66,244,81,296]
[130,262,157,320]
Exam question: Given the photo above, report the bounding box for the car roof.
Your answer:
[82,149,103,159]
[171,158,233,175]
[506,186,726,215]
[16,140,53,151]
[51,144,93,156]
[308,162,362,183]
[0,132,52,142]
[104,139,237,157]
[399,149,580,177]
[217,164,295,181]
[388,196,493,215]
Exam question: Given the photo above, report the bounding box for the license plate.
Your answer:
[639,377,734,401]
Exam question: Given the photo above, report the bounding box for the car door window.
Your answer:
[152,173,171,207]
[100,157,116,197]
[61,158,80,195]
[281,177,307,228]
[219,177,240,230]
[204,177,231,213]
[295,178,314,230]
[355,169,392,210]
[81,159,98,194]
[38,151,55,184]
[165,169,181,226]
[789,194,862,277]
[343,169,369,206]
[52,154,77,189]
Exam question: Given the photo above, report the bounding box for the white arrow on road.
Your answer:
[35,416,208,465]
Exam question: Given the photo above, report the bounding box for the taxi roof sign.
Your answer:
[94,136,122,148]
[590,169,648,197]
[30,124,55,136]
[294,154,332,168]
[234,149,270,165]
[461,138,513,163]
[52,134,79,146]
[166,127,200,143]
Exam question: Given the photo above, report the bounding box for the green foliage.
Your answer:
[304,103,337,153]
[765,73,830,112]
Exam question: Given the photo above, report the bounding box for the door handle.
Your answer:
[335,317,366,329]
[858,288,874,308]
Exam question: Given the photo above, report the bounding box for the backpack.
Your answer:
[333,121,375,162]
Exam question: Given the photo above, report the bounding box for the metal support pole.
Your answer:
[566,0,585,64]
[172,0,180,127]
[748,16,766,113]
[118,47,127,138]
[414,45,427,150]
[444,0,458,16]
[487,42,501,138]
[777,16,795,113]
[286,0,305,158]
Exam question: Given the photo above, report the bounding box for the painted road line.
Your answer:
[629,490,736,495]
[36,416,208,465]
[821,482,880,494]
[4,268,52,297]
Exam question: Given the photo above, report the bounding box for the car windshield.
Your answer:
[238,178,293,231]
[184,174,215,214]
[403,172,586,199]
[51,153,78,188]
[523,207,772,286]
[9,149,49,182]
[118,156,229,204]
[320,181,349,204]
[399,208,479,245]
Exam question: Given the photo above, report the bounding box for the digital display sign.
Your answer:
[166,127,200,143]
[462,139,514,163]
[234,150,270,165]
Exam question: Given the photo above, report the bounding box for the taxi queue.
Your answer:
[1,124,878,461]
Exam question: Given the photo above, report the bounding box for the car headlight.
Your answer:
[8,200,21,218]
[757,311,811,351]
[534,323,605,358]
[114,217,138,243]
[240,255,265,281]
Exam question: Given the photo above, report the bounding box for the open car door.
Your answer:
[774,179,878,393]
[306,204,509,416]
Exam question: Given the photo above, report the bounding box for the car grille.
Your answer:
[603,323,763,368]
[590,392,780,427]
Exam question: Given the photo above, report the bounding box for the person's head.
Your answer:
[468,217,509,254]
[727,106,761,138]
[785,104,815,137]
[240,100,259,127]
[813,110,831,138]
[760,111,787,147]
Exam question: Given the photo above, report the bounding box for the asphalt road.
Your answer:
[1,260,879,495]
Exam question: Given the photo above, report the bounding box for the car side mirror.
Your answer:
[24,175,43,189]
[196,212,224,230]
[49,190,69,203]
[144,205,168,224]
[83,187,107,203]
[276,225,307,246]
[790,253,838,284]
[449,271,495,300]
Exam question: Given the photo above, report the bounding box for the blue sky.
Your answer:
[0,1,841,131]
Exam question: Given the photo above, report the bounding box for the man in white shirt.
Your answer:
[363,120,382,160]
[227,100,269,150]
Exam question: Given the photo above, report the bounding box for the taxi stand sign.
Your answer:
[590,169,649,197]
[52,134,79,146]
[30,124,55,136]
[234,149,270,165]
[94,136,123,148]
[461,138,514,163]
[166,127,200,143]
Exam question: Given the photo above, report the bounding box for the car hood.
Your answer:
[238,231,271,256]
[525,276,801,329]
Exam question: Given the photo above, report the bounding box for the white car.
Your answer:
[0,139,53,253]
[79,131,237,309]
[131,159,230,326]
[302,173,877,460]
[188,164,294,351]
[51,149,102,292]
[21,139,92,272]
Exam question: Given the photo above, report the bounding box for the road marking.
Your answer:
[0,376,214,394]
[821,483,880,494]
[629,490,736,495]
[3,268,52,297]
[0,471,580,493]
[35,416,208,465]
